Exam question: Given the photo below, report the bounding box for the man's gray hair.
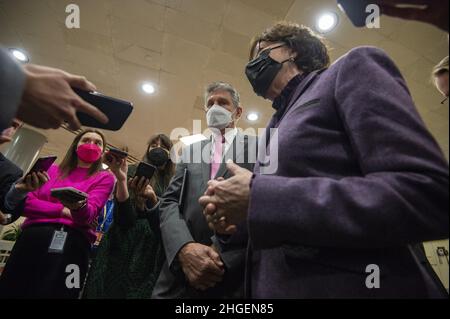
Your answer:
[204,81,240,108]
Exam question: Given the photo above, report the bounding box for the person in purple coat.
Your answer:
[200,22,449,299]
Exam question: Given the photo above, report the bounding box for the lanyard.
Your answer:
[99,201,114,233]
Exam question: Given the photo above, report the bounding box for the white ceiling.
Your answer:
[0,0,448,161]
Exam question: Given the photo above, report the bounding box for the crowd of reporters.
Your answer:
[0,0,449,299]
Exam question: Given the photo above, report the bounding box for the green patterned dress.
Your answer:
[83,166,167,299]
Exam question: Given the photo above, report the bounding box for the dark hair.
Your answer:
[144,134,175,189]
[59,129,107,178]
[249,21,330,73]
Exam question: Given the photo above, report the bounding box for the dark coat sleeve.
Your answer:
[112,166,138,230]
[145,199,162,236]
[0,153,24,219]
[159,148,194,269]
[0,47,26,131]
[211,223,248,271]
[248,47,449,250]
[113,197,137,230]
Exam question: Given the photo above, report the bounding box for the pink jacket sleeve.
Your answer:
[23,190,65,219]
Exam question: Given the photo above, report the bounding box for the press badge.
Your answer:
[48,227,68,254]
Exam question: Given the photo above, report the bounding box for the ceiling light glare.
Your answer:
[317,12,338,33]
[142,82,156,95]
[247,112,259,122]
[9,48,29,63]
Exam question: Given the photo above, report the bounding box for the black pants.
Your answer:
[0,223,90,299]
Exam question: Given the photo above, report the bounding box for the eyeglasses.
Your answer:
[254,43,286,59]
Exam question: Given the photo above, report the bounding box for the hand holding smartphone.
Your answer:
[134,162,156,180]
[74,89,134,131]
[105,148,128,163]
[15,156,56,193]
[28,156,57,174]
[51,187,88,207]
[103,148,129,182]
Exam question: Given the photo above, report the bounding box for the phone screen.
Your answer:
[74,89,134,131]
[337,0,374,27]
[134,162,156,180]
[51,188,88,203]
[29,156,57,174]
[108,148,128,158]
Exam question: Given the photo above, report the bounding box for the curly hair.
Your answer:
[249,21,330,74]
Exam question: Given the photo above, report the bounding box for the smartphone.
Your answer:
[28,156,57,174]
[73,89,134,131]
[337,0,376,27]
[51,187,88,204]
[134,162,156,180]
[107,147,128,159]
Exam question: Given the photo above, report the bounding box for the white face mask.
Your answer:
[206,105,235,130]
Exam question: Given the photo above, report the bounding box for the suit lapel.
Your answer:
[201,139,211,188]
[214,131,246,179]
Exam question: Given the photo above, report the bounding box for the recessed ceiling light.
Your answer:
[9,48,29,63]
[317,12,338,33]
[247,112,259,122]
[142,82,156,95]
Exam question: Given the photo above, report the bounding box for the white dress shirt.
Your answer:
[210,127,238,159]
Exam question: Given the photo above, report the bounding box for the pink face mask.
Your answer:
[76,143,103,163]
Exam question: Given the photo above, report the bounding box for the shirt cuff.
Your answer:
[4,183,28,211]
[143,199,160,212]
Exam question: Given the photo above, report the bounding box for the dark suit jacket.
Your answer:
[247,47,449,298]
[0,47,26,131]
[0,152,24,221]
[152,131,257,299]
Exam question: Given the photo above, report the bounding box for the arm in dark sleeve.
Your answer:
[112,166,139,230]
[0,47,26,131]
[248,47,449,250]
[0,155,24,220]
[159,148,194,269]
[143,199,161,235]
[113,197,137,231]
[211,223,248,271]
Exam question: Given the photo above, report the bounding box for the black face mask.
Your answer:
[147,147,169,167]
[245,44,293,98]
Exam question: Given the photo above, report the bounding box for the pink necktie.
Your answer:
[211,134,224,179]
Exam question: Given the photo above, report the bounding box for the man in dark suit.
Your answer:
[201,22,449,298]
[152,82,257,299]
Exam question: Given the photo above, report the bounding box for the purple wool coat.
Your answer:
[247,46,449,299]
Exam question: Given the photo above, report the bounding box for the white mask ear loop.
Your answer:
[231,107,241,126]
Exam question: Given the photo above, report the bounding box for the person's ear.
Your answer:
[285,46,297,61]
[235,106,243,120]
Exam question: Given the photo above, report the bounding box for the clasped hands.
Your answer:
[199,160,253,235]
[177,161,253,291]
